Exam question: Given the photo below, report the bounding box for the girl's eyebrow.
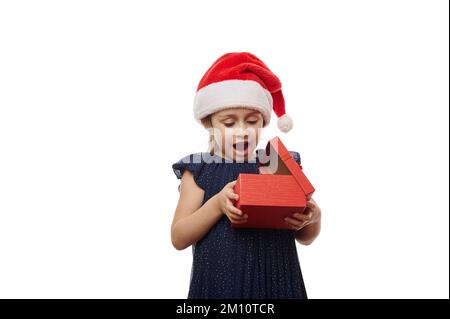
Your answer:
[218,114,237,119]
[244,111,261,118]
[219,111,261,119]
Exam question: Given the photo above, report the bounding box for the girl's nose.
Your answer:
[234,126,248,137]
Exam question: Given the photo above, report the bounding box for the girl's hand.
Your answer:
[285,198,321,231]
[215,180,248,224]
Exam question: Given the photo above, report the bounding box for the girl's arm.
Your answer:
[295,213,321,245]
[284,198,321,245]
[295,198,321,245]
[171,170,222,250]
[171,171,246,250]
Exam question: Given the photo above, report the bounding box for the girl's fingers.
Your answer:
[228,180,238,188]
[285,216,305,229]
[227,190,239,201]
[230,218,247,224]
[226,204,247,222]
[228,211,245,220]
[293,212,312,222]
[227,201,242,215]
[285,216,302,227]
[229,181,238,192]
[306,199,316,209]
[285,221,300,230]
[228,215,247,223]
[229,212,248,223]
[286,224,299,230]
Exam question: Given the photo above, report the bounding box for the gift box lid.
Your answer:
[258,136,315,198]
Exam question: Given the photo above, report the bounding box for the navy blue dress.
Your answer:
[172,150,308,299]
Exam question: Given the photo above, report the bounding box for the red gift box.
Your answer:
[232,136,315,229]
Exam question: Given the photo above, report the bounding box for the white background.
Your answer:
[0,1,448,299]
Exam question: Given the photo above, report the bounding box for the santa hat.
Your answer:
[193,52,293,133]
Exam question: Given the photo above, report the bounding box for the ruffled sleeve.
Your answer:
[289,150,302,167]
[172,153,207,191]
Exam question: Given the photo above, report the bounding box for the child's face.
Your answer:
[209,107,264,161]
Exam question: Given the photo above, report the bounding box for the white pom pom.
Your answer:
[277,114,293,133]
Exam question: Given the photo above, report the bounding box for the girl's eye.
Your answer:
[247,120,258,125]
[224,122,235,127]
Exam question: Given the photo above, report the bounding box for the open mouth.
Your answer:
[233,141,249,153]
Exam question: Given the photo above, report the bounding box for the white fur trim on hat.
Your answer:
[193,79,272,125]
[277,114,293,133]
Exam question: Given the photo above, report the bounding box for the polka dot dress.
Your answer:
[172,150,308,299]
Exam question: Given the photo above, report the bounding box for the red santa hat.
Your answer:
[193,52,293,133]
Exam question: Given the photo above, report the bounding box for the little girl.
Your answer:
[171,52,321,299]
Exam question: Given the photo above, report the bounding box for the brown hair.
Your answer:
[201,115,215,154]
